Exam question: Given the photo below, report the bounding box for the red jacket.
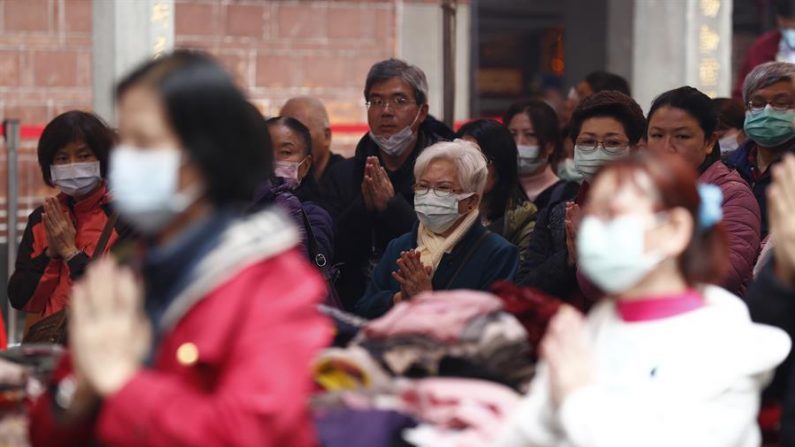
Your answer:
[29,211,331,447]
[734,30,781,99]
[8,183,131,317]
[699,161,761,295]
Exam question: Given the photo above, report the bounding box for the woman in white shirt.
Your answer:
[494,152,791,447]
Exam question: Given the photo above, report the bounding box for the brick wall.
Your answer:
[0,0,412,242]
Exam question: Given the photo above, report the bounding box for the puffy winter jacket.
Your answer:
[700,161,761,295]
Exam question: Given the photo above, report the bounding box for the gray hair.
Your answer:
[742,61,795,102]
[364,58,429,105]
[414,139,488,196]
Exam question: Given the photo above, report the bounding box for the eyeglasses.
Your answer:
[414,185,463,196]
[574,138,629,154]
[366,97,417,110]
[747,98,794,113]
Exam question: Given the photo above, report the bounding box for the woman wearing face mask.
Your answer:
[712,97,748,157]
[504,99,579,208]
[517,91,645,304]
[646,86,761,295]
[354,139,519,319]
[456,119,536,263]
[28,51,330,446]
[8,111,134,322]
[252,116,334,266]
[494,153,790,447]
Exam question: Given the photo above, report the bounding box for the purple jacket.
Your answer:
[252,179,334,264]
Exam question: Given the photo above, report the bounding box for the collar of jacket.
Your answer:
[153,207,300,332]
[58,181,110,213]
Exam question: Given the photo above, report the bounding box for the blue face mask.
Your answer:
[744,106,795,148]
[783,28,795,50]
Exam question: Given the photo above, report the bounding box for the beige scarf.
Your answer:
[417,210,480,273]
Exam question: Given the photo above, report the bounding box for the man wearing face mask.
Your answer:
[727,61,795,238]
[323,59,454,310]
[8,111,135,322]
[734,0,795,99]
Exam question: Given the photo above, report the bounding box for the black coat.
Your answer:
[747,259,795,445]
[321,116,453,309]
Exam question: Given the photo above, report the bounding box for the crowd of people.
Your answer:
[4,11,795,445]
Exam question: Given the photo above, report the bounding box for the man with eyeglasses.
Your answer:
[727,61,795,238]
[322,58,454,310]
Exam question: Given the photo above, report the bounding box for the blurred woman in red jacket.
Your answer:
[28,51,331,447]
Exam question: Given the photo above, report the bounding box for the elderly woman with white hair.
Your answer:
[354,139,519,319]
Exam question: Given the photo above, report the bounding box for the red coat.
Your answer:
[733,30,781,100]
[699,161,761,295]
[29,221,331,446]
[8,183,131,317]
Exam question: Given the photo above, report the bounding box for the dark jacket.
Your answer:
[252,178,334,264]
[747,259,795,446]
[533,180,579,212]
[8,183,134,317]
[354,221,519,319]
[322,116,454,309]
[295,153,345,206]
[699,160,761,295]
[725,140,793,238]
[733,30,780,99]
[516,182,583,301]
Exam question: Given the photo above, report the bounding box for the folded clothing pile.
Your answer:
[312,289,542,447]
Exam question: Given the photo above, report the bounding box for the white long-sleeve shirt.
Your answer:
[493,285,791,447]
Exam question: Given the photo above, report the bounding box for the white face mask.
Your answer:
[557,157,585,183]
[574,145,628,181]
[50,161,102,197]
[718,132,740,155]
[577,214,664,294]
[414,189,473,234]
[109,145,201,236]
[369,111,421,157]
[274,159,306,187]
[517,145,546,175]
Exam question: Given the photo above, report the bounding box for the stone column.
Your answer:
[397,0,471,122]
[92,0,175,123]
[631,0,733,111]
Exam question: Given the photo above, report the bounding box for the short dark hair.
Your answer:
[712,97,746,131]
[456,119,525,222]
[775,0,795,18]
[37,111,115,187]
[266,116,313,157]
[364,58,429,105]
[116,50,271,206]
[584,70,631,96]
[649,86,719,137]
[648,86,721,169]
[569,90,646,145]
[503,99,564,168]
